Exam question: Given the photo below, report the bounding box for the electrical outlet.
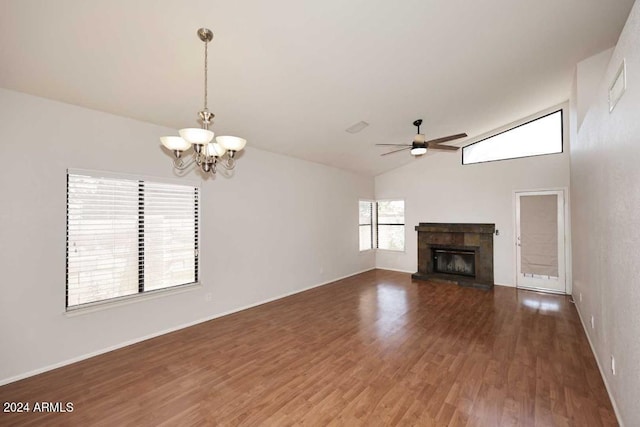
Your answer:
[591,315,595,329]
[205,292,212,302]
[611,355,616,375]
[320,266,324,275]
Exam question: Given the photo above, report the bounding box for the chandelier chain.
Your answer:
[204,40,208,111]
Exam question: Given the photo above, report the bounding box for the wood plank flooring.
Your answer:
[0,270,616,426]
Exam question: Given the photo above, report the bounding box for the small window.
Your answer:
[358,199,405,252]
[463,110,563,165]
[376,200,405,251]
[66,170,199,309]
[359,201,374,251]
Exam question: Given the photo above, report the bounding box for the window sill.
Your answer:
[359,249,406,254]
[376,248,407,254]
[64,282,202,317]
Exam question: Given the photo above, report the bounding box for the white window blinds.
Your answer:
[359,201,374,251]
[66,171,199,309]
[376,200,405,251]
[143,181,198,291]
[358,199,405,252]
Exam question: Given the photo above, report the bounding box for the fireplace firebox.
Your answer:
[433,249,475,277]
[412,223,495,290]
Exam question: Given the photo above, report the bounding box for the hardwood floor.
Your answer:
[0,270,616,426]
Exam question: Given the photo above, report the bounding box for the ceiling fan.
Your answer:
[377,119,467,156]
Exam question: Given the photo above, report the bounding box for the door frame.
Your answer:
[513,188,570,294]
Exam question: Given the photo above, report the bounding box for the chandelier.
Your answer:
[160,28,247,175]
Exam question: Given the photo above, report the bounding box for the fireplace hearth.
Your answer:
[412,223,495,290]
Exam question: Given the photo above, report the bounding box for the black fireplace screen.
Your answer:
[433,249,476,277]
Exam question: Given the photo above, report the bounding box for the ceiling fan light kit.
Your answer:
[160,28,247,176]
[377,119,467,157]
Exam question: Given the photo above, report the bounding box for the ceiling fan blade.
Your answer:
[375,143,412,147]
[381,147,411,156]
[427,143,459,151]
[425,133,468,145]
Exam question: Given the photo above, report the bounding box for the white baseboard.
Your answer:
[375,267,415,274]
[574,303,624,427]
[0,267,376,387]
[494,282,515,288]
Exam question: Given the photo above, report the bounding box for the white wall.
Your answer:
[0,88,375,384]
[375,105,571,287]
[570,2,640,424]
[576,47,614,130]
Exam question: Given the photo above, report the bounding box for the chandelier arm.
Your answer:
[194,152,205,167]
[220,156,236,170]
[173,166,194,177]
[216,165,233,178]
[173,155,196,171]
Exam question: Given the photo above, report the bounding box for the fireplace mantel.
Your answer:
[412,222,495,290]
[415,223,495,234]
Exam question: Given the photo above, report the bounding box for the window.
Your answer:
[66,170,199,309]
[358,199,405,252]
[359,201,374,250]
[462,110,563,165]
[376,200,405,251]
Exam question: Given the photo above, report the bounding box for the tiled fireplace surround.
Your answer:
[412,223,495,290]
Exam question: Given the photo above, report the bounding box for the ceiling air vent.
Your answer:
[345,121,369,134]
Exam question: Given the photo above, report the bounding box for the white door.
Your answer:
[515,190,566,294]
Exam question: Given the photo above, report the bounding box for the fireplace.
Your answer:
[412,223,495,289]
[433,249,475,277]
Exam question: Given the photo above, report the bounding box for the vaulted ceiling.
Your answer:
[0,0,634,175]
